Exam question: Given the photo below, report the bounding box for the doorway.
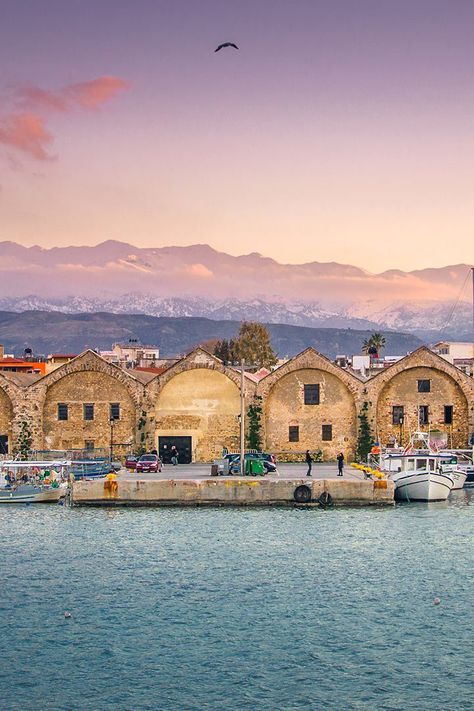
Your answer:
[159,436,192,464]
[0,434,8,455]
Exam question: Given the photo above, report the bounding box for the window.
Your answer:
[419,405,429,425]
[322,424,333,441]
[444,405,453,425]
[83,403,94,421]
[392,406,404,425]
[57,403,68,421]
[304,384,320,405]
[110,403,120,420]
[85,440,95,450]
[289,425,299,442]
[417,379,431,393]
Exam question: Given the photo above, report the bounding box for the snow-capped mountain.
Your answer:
[0,240,471,338]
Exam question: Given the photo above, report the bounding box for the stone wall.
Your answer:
[258,351,360,459]
[0,381,13,452]
[154,368,242,461]
[366,349,474,448]
[41,370,138,453]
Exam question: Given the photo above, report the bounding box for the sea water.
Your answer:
[1,493,474,711]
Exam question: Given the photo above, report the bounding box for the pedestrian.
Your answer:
[170,445,178,466]
[337,452,344,476]
[305,450,313,477]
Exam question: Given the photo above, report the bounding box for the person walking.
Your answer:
[170,445,178,466]
[337,452,344,476]
[305,450,313,477]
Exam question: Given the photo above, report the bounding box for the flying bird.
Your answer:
[215,42,239,52]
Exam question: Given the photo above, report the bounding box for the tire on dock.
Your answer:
[293,484,312,503]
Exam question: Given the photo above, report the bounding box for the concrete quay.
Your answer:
[71,475,394,507]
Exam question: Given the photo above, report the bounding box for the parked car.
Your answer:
[125,455,138,470]
[136,454,162,473]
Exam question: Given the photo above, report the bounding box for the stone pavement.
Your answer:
[118,462,365,481]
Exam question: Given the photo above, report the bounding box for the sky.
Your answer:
[0,0,473,272]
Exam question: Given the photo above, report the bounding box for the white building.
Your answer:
[432,342,474,376]
[97,341,161,369]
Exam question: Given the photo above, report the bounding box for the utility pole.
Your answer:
[240,359,245,477]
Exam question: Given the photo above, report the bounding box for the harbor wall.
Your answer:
[71,477,395,506]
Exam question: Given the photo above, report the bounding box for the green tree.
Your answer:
[16,419,33,459]
[236,322,277,370]
[246,396,263,450]
[356,402,373,462]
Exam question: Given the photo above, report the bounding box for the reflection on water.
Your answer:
[1,497,473,710]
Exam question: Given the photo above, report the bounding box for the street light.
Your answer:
[240,359,245,477]
[109,416,115,462]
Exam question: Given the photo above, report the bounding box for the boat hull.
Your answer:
[0,484,63,504]
[450,468,467,491]
[392,471,454,502]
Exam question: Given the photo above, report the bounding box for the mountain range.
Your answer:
[0,240,471,339]
[0,311,423,359]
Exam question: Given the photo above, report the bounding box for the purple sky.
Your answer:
[1,0,473,270]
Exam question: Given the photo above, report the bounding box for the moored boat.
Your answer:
[0,460,69,504]
[0,483,64,504]
[390,459,455,501]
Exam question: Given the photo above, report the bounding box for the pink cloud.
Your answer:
[0,112,54,160]
[20,76,129,112]
[65,76,129,109]
[0,75,128,161]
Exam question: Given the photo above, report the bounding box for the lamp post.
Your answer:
[398,414,404,448]
[240,359,245,477]
[109,416,115,462]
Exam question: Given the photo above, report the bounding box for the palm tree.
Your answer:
[362,332,386,357]
[370,332,386,356]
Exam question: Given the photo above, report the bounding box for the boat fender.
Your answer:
[318,491,333,507]
[293,484,312,504]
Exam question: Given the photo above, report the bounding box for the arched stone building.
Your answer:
[0,345,473,461]
[29,351,144,455]
[146,349,253,462]
[257,348,362,459]
[366,347,474,448]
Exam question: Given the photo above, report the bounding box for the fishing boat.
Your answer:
[0,460,69,504]
[33,449,113,480]
[386,454,455,502]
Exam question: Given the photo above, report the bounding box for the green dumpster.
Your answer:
[245,458,265,475]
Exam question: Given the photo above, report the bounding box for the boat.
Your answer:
[0,460,69,504]
[32,449,113,480]
[387,454,455,502]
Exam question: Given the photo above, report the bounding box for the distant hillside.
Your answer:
[0,311,423,359]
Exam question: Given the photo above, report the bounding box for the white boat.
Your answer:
[0,460,69,504]
[383,453,454,501]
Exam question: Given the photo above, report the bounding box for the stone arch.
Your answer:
[258,349,361,459]
[40,354,142,454]
[153,362,242,462]
[38,350,144,406]
[150,348,245,393]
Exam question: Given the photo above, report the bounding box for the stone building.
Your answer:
[146,349,253,463]
[366,347,474,449]
[0,345,473,461]
[257,349,361,459]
